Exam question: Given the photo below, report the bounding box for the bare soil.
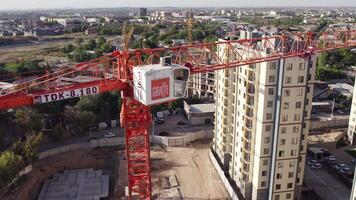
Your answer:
[1,140,229,200]
[151,140,229,199]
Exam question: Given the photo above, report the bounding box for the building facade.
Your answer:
[351,166,356,200]
[189,72,215,99]
[347,81,356,145]
[213,37,316,200]
[139,8,148,17]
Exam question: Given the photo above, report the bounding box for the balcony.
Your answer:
[244,131,252,140]
[244,143,251,152]
[246,107,253,117]
[243,153,251,162]
[224,79,229,87]
[248,72,255,82]
[247,96,254,107]
[245,119,253,129]
[223,108,228,116]
[247,85,255,94]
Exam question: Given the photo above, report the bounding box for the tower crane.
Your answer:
[0,30,355,200]
[186,9,194,44]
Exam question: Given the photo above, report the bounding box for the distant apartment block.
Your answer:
[139,8,148,17]
[212,33,316,200]
[347,81,356,145]
[189,72,215,99]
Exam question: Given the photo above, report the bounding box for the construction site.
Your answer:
[0,16,355,200]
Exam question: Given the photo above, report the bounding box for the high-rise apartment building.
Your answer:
[189,72,215,99]
[212,35,316,200]
[351,167,356,200]
[347,81,356,145]
[139,8,148,17]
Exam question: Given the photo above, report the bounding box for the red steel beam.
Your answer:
[0,79,127,110]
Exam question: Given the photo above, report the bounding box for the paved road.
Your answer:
[38,114,213,152]
[38,127,122,152]
[304,165,351,200]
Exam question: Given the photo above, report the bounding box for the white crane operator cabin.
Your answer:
[133,57,190,106]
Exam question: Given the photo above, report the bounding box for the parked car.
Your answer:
[341,169,354,177]
[327,156,337,164]
[307,159,319,166]
[104,132,116,138]
[334,163,348,171]
[336,167,352,175]
[311,163,322,170]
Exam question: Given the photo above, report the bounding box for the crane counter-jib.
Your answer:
[0,79,128,110]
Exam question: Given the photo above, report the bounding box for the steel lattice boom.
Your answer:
[0,30,355,200]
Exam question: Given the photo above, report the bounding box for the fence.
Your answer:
[38,131,212,159]
[310,117,349,130]
[209,150,241,200]
[152,130,213,147]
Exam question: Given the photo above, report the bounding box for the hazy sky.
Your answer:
[0,0,355,10]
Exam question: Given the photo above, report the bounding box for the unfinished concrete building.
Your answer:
[189,72,215,99]
[212,33,316,200]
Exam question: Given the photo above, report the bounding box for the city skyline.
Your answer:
[0,0,356,11]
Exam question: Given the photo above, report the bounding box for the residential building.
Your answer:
[189,72,215,99]
[183,101,215,125]
[351,167,356,200]
[139,8,148,17]
[347,81,356,145]
[212,34,316,200]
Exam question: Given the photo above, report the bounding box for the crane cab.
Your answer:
[133,57,190,106]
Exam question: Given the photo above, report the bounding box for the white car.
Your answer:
[104,132,116,138]
[307,159,318,166]
[327,156,337,163]
[311,163,322,170]
[334,163,347,170]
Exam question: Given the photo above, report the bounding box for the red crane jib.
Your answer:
[0,30,355,200]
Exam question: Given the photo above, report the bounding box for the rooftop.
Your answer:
[328,82,354,97]
[189,103,215,113]
[37,168,109,200]
[308,131,345,144]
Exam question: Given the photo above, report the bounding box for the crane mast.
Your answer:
[0,30,355,200]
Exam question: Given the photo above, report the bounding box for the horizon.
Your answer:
[0,0,355,12]
[1,6,356,12]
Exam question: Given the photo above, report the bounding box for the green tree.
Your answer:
[85,39,97,50]
[143,39,158,48]
[0,151,24,189]
[62,44,75,54]
[75,37,84,45]
[15,107,43,133]
[69,48,97,62]
[75,111,96,134]
[12,133,42,163]
[23,133,43,163]
[99,43,112,53]
[64,106,96,135]
[4,60,42,73]
[50,124,68,142]
[97,36,107,47]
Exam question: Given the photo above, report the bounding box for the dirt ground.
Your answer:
[151,140,229,200]
[0,147,121,200]
[1,140,229,200]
